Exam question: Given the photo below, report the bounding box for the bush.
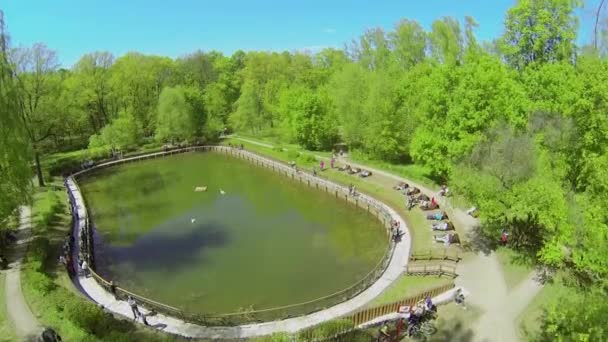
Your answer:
[29,237,51,264]
[24,265,55,294]
[250,332,291,342]
[286,150,301,160]
[297,319,355,341]
[298,153,317,164]
[43,147,111,176]
[63,299,132,337]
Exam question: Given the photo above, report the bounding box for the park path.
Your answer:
[4,206,43,340]
[232,136,544,342]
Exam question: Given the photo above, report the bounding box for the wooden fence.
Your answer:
[410,249,461,262]
[405,263,458,278]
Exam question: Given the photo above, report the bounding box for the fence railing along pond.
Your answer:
[67,145,405,326]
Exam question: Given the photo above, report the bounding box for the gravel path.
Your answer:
[4,206,42,340]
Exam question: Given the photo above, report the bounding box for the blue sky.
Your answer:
[1,0,602,68]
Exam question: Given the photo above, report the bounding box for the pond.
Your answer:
[79,152,388,317]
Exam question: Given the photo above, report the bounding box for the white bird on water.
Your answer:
[191,218,196,224]
[220,189,226,195]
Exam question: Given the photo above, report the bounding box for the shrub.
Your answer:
[29,237,51,264]
[297,319,355,341]
[25,266,55,294]
[43,148,111,176]
[250,332,291,342]
[298,153,317,164]
[287,150,301,160]
[63,299,132,337]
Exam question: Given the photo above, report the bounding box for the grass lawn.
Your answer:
[495,247,534,292]
[368,276,453,307]
[0,273,17,342]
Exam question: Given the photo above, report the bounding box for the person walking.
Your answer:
[80,260,89,277]
[330,157,335,169]
[128,296,141,320]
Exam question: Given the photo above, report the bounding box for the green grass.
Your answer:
[495,248,534,292]
[0,273,18,342]
[367,276,453,307]
[516,278,567,340]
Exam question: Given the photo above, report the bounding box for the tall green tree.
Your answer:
[0,11,31,219]
[501,0,580,69]
[155,86,196,142]
[88,110,140,151]
[70,52,116,133]
[429,17,463,65]
[11,43,60,186]
[389,19,427,70]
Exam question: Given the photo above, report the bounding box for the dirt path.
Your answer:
[4,206,42,340]
[231,136,544,342]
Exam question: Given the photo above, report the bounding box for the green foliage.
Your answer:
[297,319,355,341]
[297,154,317,164]
[249,332,292,342]
[0,22,32,220]
[278,85,338,150]
[501,0,580,69]
[535,287,608,342]
[286,150,300,160]
[43,147,111,176]
[89,110,141,150]
[156,86,198,142]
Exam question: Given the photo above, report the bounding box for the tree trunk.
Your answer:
[34,150,45,187]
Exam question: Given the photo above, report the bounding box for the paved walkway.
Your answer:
[4,206,43,340]
[65,150,415,339]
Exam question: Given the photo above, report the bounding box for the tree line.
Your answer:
[2,0,608,339]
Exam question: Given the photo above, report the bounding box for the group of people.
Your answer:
[64,178,95,278]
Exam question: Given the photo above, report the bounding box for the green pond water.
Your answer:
[79,152,387,316]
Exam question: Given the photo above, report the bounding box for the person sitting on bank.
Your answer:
[427,211,448,220]
[359,170,372,178]
[432,221,452,231]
